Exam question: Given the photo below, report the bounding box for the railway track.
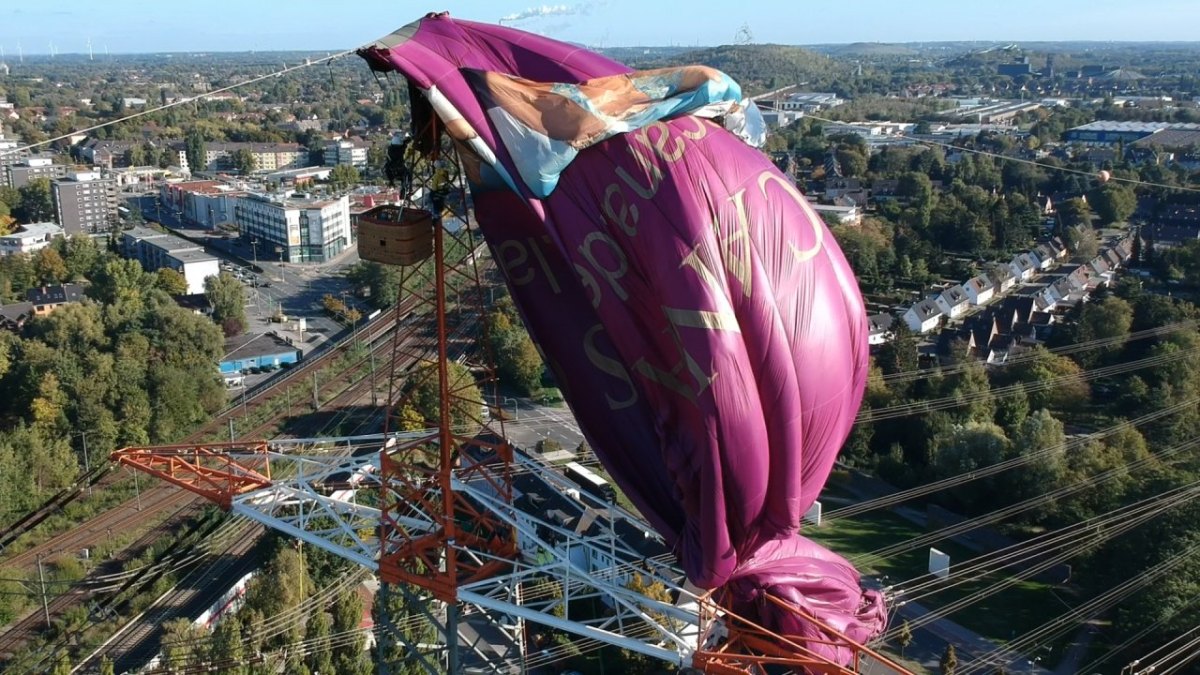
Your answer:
[0,302,413,561]
[71,305,489,673]
[0,302,413,572]
[3,250,496,672]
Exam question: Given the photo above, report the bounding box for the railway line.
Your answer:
[2,265,496,672]
[0,303,414,666]
[70,306,489,673]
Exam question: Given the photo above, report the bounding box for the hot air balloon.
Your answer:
[1098,169,1112,183]
[358,12,886,662]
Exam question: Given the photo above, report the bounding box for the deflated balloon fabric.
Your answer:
[359,13,886,661]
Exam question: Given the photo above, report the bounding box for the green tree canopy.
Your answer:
[16,178,55,223]
[205,272,247,336]
[1090,182,1137,225]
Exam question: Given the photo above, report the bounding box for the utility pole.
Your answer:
[36,556,50,627]
[312,372,319,410]
[133,469,142,511]
[229,418,236,443]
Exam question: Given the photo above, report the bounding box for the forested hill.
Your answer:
[629,44,847,95]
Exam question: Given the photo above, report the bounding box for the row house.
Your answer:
[1009,252,1040,282]
[964,273,995,306]
[934,284,970,320]
[903,298,944,333]
[868,314,895,346]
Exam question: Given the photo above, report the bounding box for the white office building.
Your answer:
[120,226,220,294]
[0,222,64,256]
[234,194,350,264]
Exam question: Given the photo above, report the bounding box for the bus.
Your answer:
[564,461,616,505]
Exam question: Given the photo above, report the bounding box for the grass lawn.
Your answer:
[806,499,1072,650]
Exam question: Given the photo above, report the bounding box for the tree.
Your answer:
[329,164,361,190]
[230,148,257,175]
[1057,197,1091,231]
[1090,182,1137,225]
[332,588,366,660]
[896,620,913,657]
[58,234,101,281]
[205,272,247,336]
[33,247,68,285]
[408,361,483,429]
[155,268,190,295]
[210,615,248,675]
[306,611,335,675]
[940,644,959,675]
[186,130,208,172]
[16,178,55,223]
[490,311,544,395]
[346,261,401,309]
[89,258,152,305]
[1007,409,1067,510]
[244,544,311,645]
[1066,225,1100,259]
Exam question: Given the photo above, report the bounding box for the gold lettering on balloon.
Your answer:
[497,240,533,286]
[583,324,638,410]
[498,237,562,293]
[576,263,601,309]
[677,115,709,141]
[603,183,639,237]
[578,232,629,303]
[722,189,754,298]
[757,171,824,262]
[634,317,716,405]
[635,121,686,163]
[679,245,741,332]
[528,235,561,294]
[615,141,663,200]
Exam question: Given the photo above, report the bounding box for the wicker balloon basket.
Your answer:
[357,205,435,266]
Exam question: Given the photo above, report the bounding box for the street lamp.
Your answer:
[503,397,519,421]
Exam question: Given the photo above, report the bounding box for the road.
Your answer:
[133,194,369,366]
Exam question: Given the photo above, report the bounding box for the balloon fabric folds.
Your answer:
[359,12,887,663]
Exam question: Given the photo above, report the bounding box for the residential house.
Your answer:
[1033,244,1058,270]
[173,293,213,315]
[989,265,1017,295]
[26,283,84,317]
[964,273,995,306]
[1146,223,1200,250]
[934,284,970,320]
[0,222,63,256]
[903,298,944,333]
[0,301,34,333]
[867,313,895,346]
[1009,253,1038,282]
[807,201,863,226]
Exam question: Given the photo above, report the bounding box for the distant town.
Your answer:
[2,36,1200,675]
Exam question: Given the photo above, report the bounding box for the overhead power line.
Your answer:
[851,433,1200,565]
[0,49,355,160]
[830,396,1199,521]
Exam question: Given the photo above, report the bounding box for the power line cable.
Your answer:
[829,396,1198,521]
[0,50,356,161]
[851,434,1200,565]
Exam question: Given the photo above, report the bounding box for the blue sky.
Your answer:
[2,0,1198,55]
